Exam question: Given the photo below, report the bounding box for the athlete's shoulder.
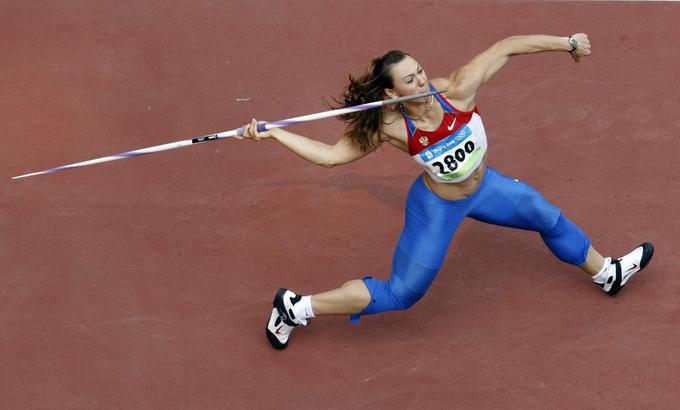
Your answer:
[430,77,453,98]
[431,77,475,112]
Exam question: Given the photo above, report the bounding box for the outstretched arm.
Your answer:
[445,33,591,109]
[241,118,373,168]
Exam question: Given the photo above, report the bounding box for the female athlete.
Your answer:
[241,33,655,350]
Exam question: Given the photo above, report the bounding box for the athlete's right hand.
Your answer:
[241,118,273,142]
[569,33,591,63]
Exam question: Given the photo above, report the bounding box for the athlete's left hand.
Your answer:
[569,33,591,63]
[240,118,273,142]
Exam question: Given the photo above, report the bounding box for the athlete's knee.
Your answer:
[358,275,425,313]
[540,213,590,266]
[350,251,441,323]
[375,276,424,310]
[390,279,425,310]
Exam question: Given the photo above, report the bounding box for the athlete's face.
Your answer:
[385,55,429,99]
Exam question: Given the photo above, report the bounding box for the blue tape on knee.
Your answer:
[350,276,396,324]
[349,275,426,324]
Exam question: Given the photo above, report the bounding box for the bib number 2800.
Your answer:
[431,141,475,174]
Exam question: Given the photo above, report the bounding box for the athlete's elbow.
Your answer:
[322,157,346,168]
[318,148,346,168]
[494,37,517,55]
[317,155,337,168]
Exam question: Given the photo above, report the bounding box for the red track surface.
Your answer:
[2,1,679,408]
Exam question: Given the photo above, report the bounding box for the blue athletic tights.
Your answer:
[350,167,590,323]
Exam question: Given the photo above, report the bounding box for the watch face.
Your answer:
[569,37,578,50]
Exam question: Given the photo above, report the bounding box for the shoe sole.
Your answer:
[265,324,288,350]
[265,289,297,350]
[638,242,654,270]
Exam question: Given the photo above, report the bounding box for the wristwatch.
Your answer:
[568,36,578,53]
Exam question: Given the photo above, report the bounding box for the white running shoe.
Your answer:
[597,242,654,295]
[266,308,297,350]
[265,288,306,350]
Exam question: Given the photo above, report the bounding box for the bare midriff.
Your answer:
[423,155,487,201]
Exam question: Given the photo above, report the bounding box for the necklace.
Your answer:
[401,95,434,122]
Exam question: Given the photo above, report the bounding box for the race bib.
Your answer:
[415,124,486,181]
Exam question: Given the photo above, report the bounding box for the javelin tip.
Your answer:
[12,171,45,180]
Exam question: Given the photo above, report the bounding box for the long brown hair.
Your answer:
[334,50,409,153]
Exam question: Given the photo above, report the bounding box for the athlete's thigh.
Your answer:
[468,168,560,232]
[400,177,470,262]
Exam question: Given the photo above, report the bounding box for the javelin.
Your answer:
[12,89,445,180]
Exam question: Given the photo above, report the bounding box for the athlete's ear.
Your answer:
[384,88,398,99]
